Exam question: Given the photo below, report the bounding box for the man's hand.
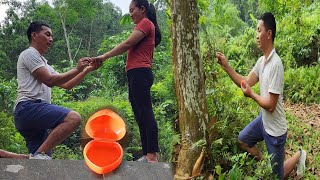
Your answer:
[215,52,229,69]
[240,80,253,97]
[85,58,103,72]
[76,57,90,72]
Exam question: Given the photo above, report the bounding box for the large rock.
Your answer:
[0,159,173,180]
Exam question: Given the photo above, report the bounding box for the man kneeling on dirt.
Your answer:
[13,21,101,159]
[215,13,306,179]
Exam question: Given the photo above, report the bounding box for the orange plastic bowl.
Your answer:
[84,141,123,174]
[85,109,126,141]
[83,109,126,174]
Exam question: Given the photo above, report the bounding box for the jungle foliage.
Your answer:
[0,0,319,179]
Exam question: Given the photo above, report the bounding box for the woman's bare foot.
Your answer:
[146,153,158,163]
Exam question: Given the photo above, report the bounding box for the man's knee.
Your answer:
[64,111,81,128]
[238,131,248,149]
[238,139,249,150]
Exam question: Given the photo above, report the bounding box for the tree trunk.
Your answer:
[60,15,73,66]
[87,19,94,56]
[171,0,209,179]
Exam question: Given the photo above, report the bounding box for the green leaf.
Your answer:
[215,165,222,175]
[120,14,132,25]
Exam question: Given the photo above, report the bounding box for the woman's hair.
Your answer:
[132,0,161,47]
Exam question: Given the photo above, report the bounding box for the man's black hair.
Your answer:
[27,21,51,43]
[259,12,276,42]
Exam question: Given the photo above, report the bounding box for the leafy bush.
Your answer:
[284,65,320,103]
[52,145,82,160]
[96,30,130,94]
[0,111,27,154]
[226,26,261,75]
[0,79,17,113]
[213,152,276,180]
[55,92,177,162]
[54,97,118,153]
[262,1,320,68]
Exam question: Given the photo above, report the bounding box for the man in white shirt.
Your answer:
[215,12,306,179]
[14,21,101,160]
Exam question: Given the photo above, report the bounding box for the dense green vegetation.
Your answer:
[0,0,319,179]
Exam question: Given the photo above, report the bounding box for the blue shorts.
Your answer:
[238,113,287,179]
[14,100,70,154]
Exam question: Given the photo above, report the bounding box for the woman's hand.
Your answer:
[85,58,103,72]
[91,54,108,62]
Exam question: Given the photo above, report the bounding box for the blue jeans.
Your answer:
[14,100,70,154]
[238,113,287,179]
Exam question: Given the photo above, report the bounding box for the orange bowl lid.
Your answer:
[85,109,126,142]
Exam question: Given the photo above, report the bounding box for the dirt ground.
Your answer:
[284,101,320,178]
[285,102,320,129]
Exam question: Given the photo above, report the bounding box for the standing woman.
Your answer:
[93,0,161,162]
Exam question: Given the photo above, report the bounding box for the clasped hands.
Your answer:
[75,55,106,72]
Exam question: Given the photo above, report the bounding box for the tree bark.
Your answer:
[171,0,209,179]
[60,15,73,66]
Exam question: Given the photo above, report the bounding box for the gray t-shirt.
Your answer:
[14,47,57,109]
[252,49,287,136]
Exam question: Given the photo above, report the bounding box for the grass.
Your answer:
[285,113,320,179]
